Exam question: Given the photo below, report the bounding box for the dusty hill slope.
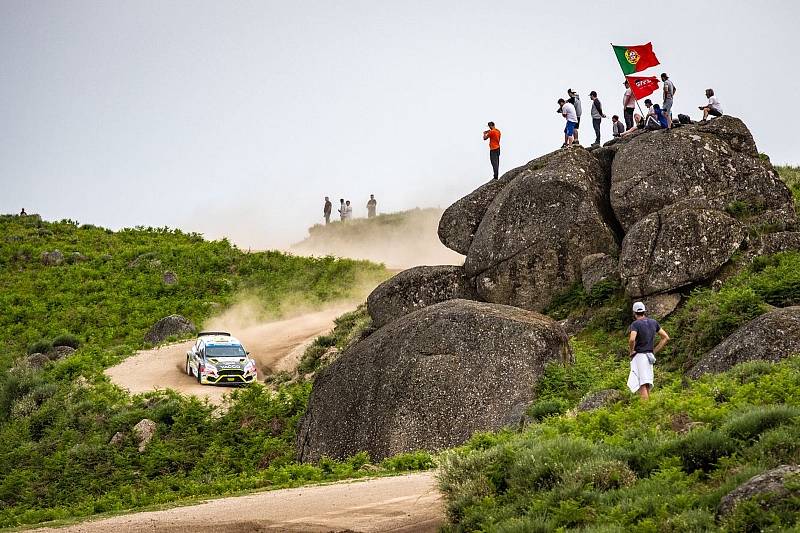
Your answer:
[290,208,463,268]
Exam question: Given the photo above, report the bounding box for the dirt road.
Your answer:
[106,304,353,404]
[32,472,443,532]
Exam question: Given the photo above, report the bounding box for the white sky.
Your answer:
[2,0,799,248]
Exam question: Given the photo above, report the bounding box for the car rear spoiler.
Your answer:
[197,331,231,337]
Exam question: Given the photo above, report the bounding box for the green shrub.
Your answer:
[668,429,735,474]
[526,399,567,421]
[52,334,80,349]
[27,340,53,355]
[723,405,800,442]
[380,451,435,471]
[744,424,800,466]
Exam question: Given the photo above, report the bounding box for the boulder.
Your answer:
[437,154,557,255]
[144,315,196,344]
[26,353,50,369]
[41,250,64,266]
[717,465,800,518]
[620,204,745,297]
[48,345,76,361]
[577,389,623,412]
[689,307,800,378]
[580,253,619,293]
[610,116,795,232]
[109,432,125,446]
[464,148,618,311]
[162,271,178,285]
[297,299,571,462]
[642,293,682,320]
[754,231,800,256]
[366,265,478,328]
[132,418,157,452]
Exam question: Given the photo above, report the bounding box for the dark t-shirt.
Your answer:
[628,317,660,354]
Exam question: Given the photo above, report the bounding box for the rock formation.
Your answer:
[297,299,571,462]
[144,315,196,344]
[366,266,478,328]
[689,306,800,378]
[717,465,800,518]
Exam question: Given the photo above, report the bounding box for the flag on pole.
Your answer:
[612,43,660,75]
[626,76,660,100]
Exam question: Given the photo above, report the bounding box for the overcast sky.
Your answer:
[2,1,799,248]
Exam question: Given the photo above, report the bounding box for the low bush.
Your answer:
[723,404,800,442]
[26,340,52,355]
[52,333,80,349]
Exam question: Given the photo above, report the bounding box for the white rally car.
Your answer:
[186,331,258,385]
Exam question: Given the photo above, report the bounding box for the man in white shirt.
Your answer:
[661,73,676,128]
[623,80,636,130]
[700,88,723,121]
[344,200,353,220]
[557,98,578,148]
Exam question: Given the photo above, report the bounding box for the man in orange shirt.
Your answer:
[483,122,501,179]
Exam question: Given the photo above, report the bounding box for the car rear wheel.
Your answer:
[186,357,192,376]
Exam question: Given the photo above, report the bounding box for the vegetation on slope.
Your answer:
[0,215,437,529]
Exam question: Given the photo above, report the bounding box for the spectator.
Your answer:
[627,301,670,400]
[661,73,676,128]
[344,200,353,220]
[558,98,578,148]
[653,103,669,129]
[338,198,346,221]
[699,88,724,121]
[367,194,377,218]
[19,208,27,216]
[611,115,625,137]
[567,89,582,144]
[589,90,606,147]
[623,80,636,130]
[323,197,332,225]
[622,113,644,136]
[643,99,664,129]
[483,122,501,179]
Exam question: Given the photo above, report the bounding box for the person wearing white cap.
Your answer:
[626,301,670,400]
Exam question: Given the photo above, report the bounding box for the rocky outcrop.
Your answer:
[610,116,795,232]
[641,293,682,320]
[689,307,800,378]
[26,353,50,368]
[577,389,623,412]
[580,253,619,293]
[464,148,618,311]
[48,345,76,361]
[717,465,800,518]
[41,250,64,266]
[133,419,157,452]
[144,315,196,344]
[297,299,571,462]
[366,266,478,328]
[619,204,746,297]
[438,154,558,255]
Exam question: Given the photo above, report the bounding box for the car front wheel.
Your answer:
[186,357,192,376]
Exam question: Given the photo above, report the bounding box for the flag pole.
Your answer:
[612,43,646,127]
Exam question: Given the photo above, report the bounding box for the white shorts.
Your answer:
[627,352,654,393]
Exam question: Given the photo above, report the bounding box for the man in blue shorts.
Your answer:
[627,301,670,400]
[558,98,578,148]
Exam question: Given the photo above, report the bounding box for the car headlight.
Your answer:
[203,363,218,374]
[244,360,257,374]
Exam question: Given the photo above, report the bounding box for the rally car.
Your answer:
[186,331,258,385]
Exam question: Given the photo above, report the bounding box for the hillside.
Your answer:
[290,208,464,268]
[0,216,434,529]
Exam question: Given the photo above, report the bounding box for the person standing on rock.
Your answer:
[611,115,625,137]
[338,198,346,222]
[19,207,27,216]
[483,122,501,179]
[623,80,636,130]
[344,200,353,221]
[323,197,332,225]
[589,91,606,147]
[367,194,377,218]
[558,98,578,148]
[661,73,676,128]
[567,89,582,144]
[627,301,670,400]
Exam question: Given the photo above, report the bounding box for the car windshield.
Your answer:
[206,345,246,357]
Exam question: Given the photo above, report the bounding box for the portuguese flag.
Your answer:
[612,42,660,75]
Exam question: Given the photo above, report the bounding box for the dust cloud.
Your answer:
[289,208,464,269]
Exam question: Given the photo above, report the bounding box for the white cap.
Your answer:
[632,301,647,313]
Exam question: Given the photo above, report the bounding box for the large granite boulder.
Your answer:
[580,253,619,293]
[144,315,196,344]
[297,299,571,462]
[366,265,478,328]
[717,465,800,518]
[438,153,559,255]
[619,204,746,297]
[689,307,800,378]
[610,116,795,232]
[464,148,618,311]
